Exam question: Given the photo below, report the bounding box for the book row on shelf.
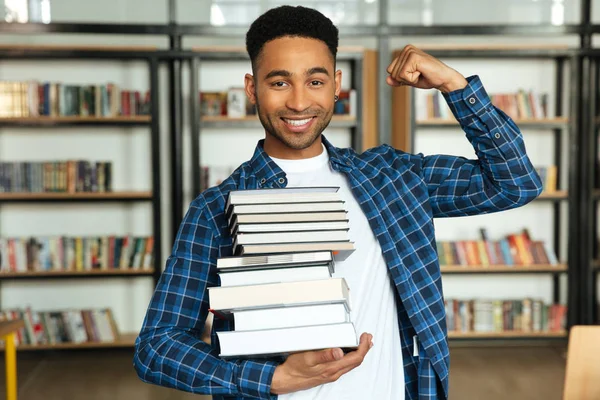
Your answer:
[0,160,113,193]
[0,236,154,273]
[0,81,150,118]
[2,307,119,346]
[445,299,567,334]
[417,89,551,121]
[200,89,356,119]
[436,228,559,267]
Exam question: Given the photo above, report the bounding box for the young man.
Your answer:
[133,5,542,400]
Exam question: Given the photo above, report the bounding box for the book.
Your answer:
[216,250,334,271]
[233,303,350,331]
[217,322,358,358]
[230,211,348,226]
[235,241,355,260]
[208,277,350,314]
[226,186,341,210]
[218,264,332,287]
[210,187,358,358]
[229,201,346,216]
[234,229,350,247]
[233,220,350,234]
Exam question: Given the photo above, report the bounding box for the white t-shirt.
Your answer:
[271,143,404,400]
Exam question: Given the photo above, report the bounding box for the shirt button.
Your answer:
[345,160,352,166]
[494,133,501,139]
[278,177,285,184]
[260,178,266,185]
[468,97,476,105]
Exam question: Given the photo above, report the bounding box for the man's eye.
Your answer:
[272,82,287,87]
[310,81,323,86]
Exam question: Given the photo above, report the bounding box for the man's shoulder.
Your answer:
[190,163,251,224]
[342,143,421,170]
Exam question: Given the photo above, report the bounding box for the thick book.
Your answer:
[233,302,350,331]
[218,265,332,287]
[216,251,334,271]
[217,322,358,358]
[208,277,350,314]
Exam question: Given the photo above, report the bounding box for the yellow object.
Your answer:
[3,332,17,400]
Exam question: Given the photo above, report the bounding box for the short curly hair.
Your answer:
[245,5,339,72]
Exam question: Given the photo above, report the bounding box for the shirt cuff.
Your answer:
[442,75,492,124]
[236,359,279,399]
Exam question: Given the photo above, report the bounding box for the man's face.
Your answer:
[245,36,342,156]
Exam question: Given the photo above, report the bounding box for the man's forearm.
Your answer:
[134,327,279,399]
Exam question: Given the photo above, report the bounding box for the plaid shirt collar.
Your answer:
[248,134,354,187]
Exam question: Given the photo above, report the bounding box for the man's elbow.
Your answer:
[499,181,543,209]
[132,337,159,385]
[519,170,544,205]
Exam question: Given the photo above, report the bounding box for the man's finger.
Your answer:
[307,347,344,366]
[324,332,372,371]
[386,75,404,87]
[395,46,413,79]
[386,56,400,75]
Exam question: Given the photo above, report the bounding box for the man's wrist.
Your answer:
[439,74,468,93]
[237,360,279,399]
[270,364,288,395]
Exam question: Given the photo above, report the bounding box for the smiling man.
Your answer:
[133,5,543,400]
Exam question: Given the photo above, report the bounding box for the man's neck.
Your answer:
[263,135,323,160]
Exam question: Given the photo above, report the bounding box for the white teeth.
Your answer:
[284,118,312,126]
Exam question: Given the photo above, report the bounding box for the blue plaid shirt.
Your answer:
[133,75,543,399]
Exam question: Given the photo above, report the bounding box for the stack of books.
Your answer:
[208,187,358,358]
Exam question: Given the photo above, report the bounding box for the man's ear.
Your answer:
[334,69,342,98]
[244,73,256,104]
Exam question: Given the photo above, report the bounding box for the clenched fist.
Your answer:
[386,44,468,93]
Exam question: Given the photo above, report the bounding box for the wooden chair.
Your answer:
[563,325,600,400]
[0,319,24,400]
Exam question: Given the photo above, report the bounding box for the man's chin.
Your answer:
[280,132,320,150]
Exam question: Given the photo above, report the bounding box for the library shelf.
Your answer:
[441,264,567,274]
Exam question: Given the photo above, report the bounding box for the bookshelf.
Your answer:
[441,264,568,274]
[392,45,576,340]
[0,269,155,279]
[0,191,153,201]
[0,115,151,126]
[1,332,138,351]
[448,331,567,340]
[416,117,569,129]
[0,45,163,350]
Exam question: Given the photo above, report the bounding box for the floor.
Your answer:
[0,345,567,400]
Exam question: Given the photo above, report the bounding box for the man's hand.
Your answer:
[270,332,373,395]
[386,44,468,93]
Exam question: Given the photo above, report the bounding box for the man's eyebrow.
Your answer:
[306,67,330,77]
[264,69,292,80]
[264,67,330,80]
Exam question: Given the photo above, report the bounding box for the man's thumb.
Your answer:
[318,348,344,363]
